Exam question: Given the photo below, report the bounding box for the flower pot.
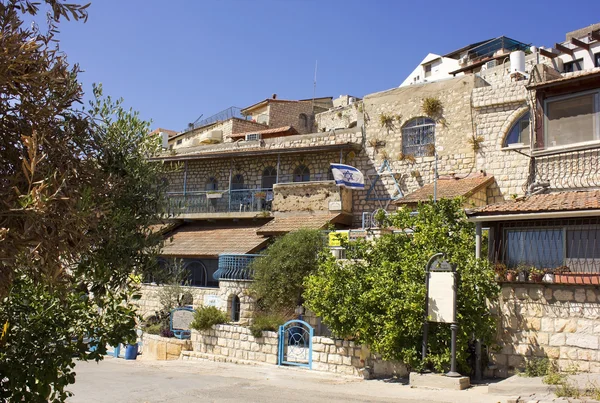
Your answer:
[518,272,528,282]
[555,273,600,285]
[530,273,543,283]
[542,273,554,283]
[506,272,516,282]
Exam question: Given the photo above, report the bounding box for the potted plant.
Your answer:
[516,265,530,282]
[542,268,555,284]
[529,267,544,283]
[506,270,517,282]
[493,263,507,282]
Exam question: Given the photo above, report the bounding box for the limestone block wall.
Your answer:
[218,280,254,326]
[141,334,192,360]
[491,283,600,377]
[317,102,361,132]
[135,284,223,319]
[186,326,407,378]
[272,181,351,213]
[268,100,316,135]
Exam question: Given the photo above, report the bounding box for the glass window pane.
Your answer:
[506,229,564,268]
[505,112,530,146]
[546,93,596,147]
[567,228,600,259]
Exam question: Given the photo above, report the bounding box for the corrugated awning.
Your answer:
[256,213,352,236]
[160,222,270,258]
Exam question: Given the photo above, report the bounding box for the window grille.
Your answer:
[402,117,435,157]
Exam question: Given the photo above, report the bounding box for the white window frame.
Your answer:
[540,89,600,152]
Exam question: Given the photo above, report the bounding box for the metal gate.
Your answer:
[278,320,313,369]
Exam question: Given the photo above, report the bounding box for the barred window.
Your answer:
[402,117,435,157]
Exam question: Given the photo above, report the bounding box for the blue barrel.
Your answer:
[124,343,138,360]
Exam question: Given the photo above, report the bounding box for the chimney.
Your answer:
[272,93,277,99]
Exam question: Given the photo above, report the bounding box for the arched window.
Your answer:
[262,166,277,189]
[299,113,308,129]
[183,260,208,287]
[230,295,241,322]
[231,174,244,190]
[504,111,530,147]
[205,177,218,191]
[293,165,310,182]
[402,117,436,157]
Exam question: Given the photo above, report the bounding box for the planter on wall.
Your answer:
[555,273,600,285]
[206,193,223,199]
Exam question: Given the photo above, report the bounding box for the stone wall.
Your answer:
[141,334,192,360]
[272,181,352,213]
[218,280,254,326]
[136,284,223,319]
[491,283,600,377]
[268,100,316,135]
[317,102,361,132]
[184,325,407,378]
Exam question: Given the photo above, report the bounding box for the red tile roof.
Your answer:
[161,222,270,257]
[149,128,179,138]
[469,190,600,216]
[394,175,494,204]
[229,126,297,139]
[256,213,351,236]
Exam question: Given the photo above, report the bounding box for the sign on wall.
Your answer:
[203,294,220,307]
[328,230,349,247]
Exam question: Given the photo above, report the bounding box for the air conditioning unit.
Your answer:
[200,130,222,144]
[485,60,497,69]
[245,133,261,141]
[458,56,468,66]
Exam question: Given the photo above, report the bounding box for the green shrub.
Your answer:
[249,313,286,338]
[521,358,552,377]
[190,306,227,331]
[144,323,162,335]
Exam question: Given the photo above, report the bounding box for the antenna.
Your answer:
[312,60,318,110]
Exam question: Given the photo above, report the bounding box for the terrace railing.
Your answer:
[165,188,273,215]
[215,254,263,281]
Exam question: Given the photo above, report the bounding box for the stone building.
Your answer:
[142,23,600,377]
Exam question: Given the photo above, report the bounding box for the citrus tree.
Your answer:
[304,198,499,373]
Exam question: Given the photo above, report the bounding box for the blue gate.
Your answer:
[278,320,313,369]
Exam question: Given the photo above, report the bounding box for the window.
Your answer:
[504,111,530,147]
[230,295,240,322]
[231,174,244,190]
[595,53,600,68]
[262,166,277,189]
[542,90,600,149]
[183,260,208,287]
[564,59,583,73]
[176,139,182,145]
[402,117,435,157]
[293,164,310,182]
[505,228,564,269]
[424,63,432,78]
[205,177,218,191]
[299,113,308,129]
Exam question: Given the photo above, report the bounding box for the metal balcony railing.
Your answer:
[214,254,263,281]
[165,188,273,215]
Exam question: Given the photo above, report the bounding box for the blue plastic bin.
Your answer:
[124,343,138,360]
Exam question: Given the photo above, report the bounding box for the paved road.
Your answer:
[67,357,503,403]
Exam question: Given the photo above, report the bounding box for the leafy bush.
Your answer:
[249,312,286,338]
[144,323,162,335]
[250,229,325,312]
[190,306,228,331]
[304,198,500,373]
[521,358,553,377]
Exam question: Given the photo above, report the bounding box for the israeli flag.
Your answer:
[330,163,365,189]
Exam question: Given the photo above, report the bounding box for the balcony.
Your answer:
[214,254,262,281]
[165,188,273,219]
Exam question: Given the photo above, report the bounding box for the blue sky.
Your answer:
[54,0,600,131]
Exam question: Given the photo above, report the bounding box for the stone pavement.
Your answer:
[490,374,600,403]
[68,357,506,403]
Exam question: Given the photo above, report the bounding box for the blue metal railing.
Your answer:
[215,254,263,281]
[166,188,273,215]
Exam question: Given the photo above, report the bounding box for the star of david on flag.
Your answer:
[330,163,365,189]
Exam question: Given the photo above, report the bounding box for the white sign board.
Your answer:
[427,271,456,323]
[203,295,220,308]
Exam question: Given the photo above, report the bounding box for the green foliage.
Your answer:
[521,358,553,377]
[0,2,170,400]
[422,97,443,117]
[304,198,500,373]
[190,306,228,331]
[249,312,286,338]
[144,323,162,335]
[250,229,325,312]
